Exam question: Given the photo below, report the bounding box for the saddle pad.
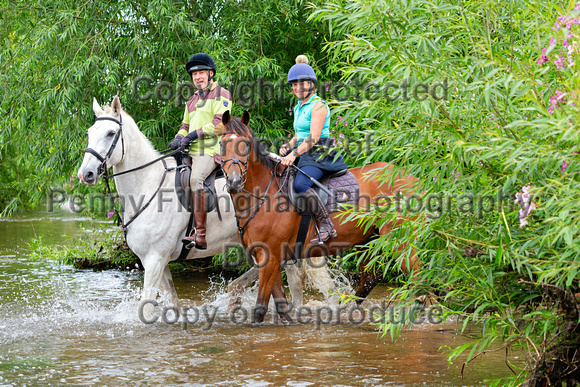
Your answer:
[326,171,359,213]
[282,168,360,214]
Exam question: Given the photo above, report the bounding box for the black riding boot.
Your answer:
[303,188,337,244]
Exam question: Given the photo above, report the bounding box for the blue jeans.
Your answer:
[294,165,325,193]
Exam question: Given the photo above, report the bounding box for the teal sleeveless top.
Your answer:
[293,94,330,146]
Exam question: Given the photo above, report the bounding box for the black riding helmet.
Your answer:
[186,52,216,77]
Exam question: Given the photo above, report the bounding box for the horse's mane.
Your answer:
[226,117,279,170]
[99,104,159,157]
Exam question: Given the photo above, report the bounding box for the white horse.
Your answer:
[77,96,337,311]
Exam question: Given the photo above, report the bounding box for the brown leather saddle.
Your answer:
[174,154,223,217]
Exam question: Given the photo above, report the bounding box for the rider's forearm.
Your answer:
[177,124,189,137]
[293,134,319,156]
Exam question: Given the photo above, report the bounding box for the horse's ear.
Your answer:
[93,97,104,117]
[111,96,122,117]
[241,111,250,126]
[222,110,231,125]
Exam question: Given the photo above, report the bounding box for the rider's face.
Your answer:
[191,70,213,90]
[291,80,313,100]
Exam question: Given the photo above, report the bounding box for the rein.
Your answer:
[220,130,284,250]
[233,170,279,250]
[84,114,180,236]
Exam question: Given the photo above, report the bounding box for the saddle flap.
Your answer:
[174,158,223,213]
[287,170,328,214]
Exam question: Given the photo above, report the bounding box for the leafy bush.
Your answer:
[312,0,579,384]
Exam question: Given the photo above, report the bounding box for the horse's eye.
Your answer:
[107,131,115,138]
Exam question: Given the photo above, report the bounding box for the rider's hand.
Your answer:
[168,135,183,150]
[279,143,292,156]
[180,131,199,151]
[281,152,297,167]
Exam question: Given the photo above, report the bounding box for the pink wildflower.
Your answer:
[554,55,566,69]
[515,186,537,228]
[537,55,549,65]
[561,160,569,172]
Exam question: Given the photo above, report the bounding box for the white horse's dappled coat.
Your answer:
[78,97,337,310]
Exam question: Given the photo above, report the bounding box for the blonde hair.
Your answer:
[295,55,309,64]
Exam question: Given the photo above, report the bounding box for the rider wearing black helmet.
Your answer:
[168,52,232,249]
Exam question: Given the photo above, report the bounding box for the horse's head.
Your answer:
[78,96,126,185]
[219,110,253,193]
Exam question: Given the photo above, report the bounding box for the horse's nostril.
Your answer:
[85,171,95,183]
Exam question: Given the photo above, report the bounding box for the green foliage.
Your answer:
[312,0,579,384]
[0,0,338,215]
[211,245,253,273]
[3,0,580,383]
[28,226,139,269]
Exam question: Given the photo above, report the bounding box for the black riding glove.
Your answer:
[168,135,183,150]
[180,131,199,151]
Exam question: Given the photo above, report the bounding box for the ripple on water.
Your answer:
[0,213,519,385]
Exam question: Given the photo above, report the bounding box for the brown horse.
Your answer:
[220,111,420,323]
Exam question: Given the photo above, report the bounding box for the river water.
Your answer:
[0,211,518,385]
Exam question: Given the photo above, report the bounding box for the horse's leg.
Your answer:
[397,242,420,278]
[227,266,259,313]
[254,250,279,323]
[284,260,305,308]
[140,254,173,318]
[160,264,179,306]
[353,223,420,305]
[354,267,382,305]
[271,269,291,322]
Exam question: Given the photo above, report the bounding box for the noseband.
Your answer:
[84,115,125,176]
[220,131,249,187]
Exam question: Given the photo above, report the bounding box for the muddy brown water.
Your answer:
[0,211,519,385]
